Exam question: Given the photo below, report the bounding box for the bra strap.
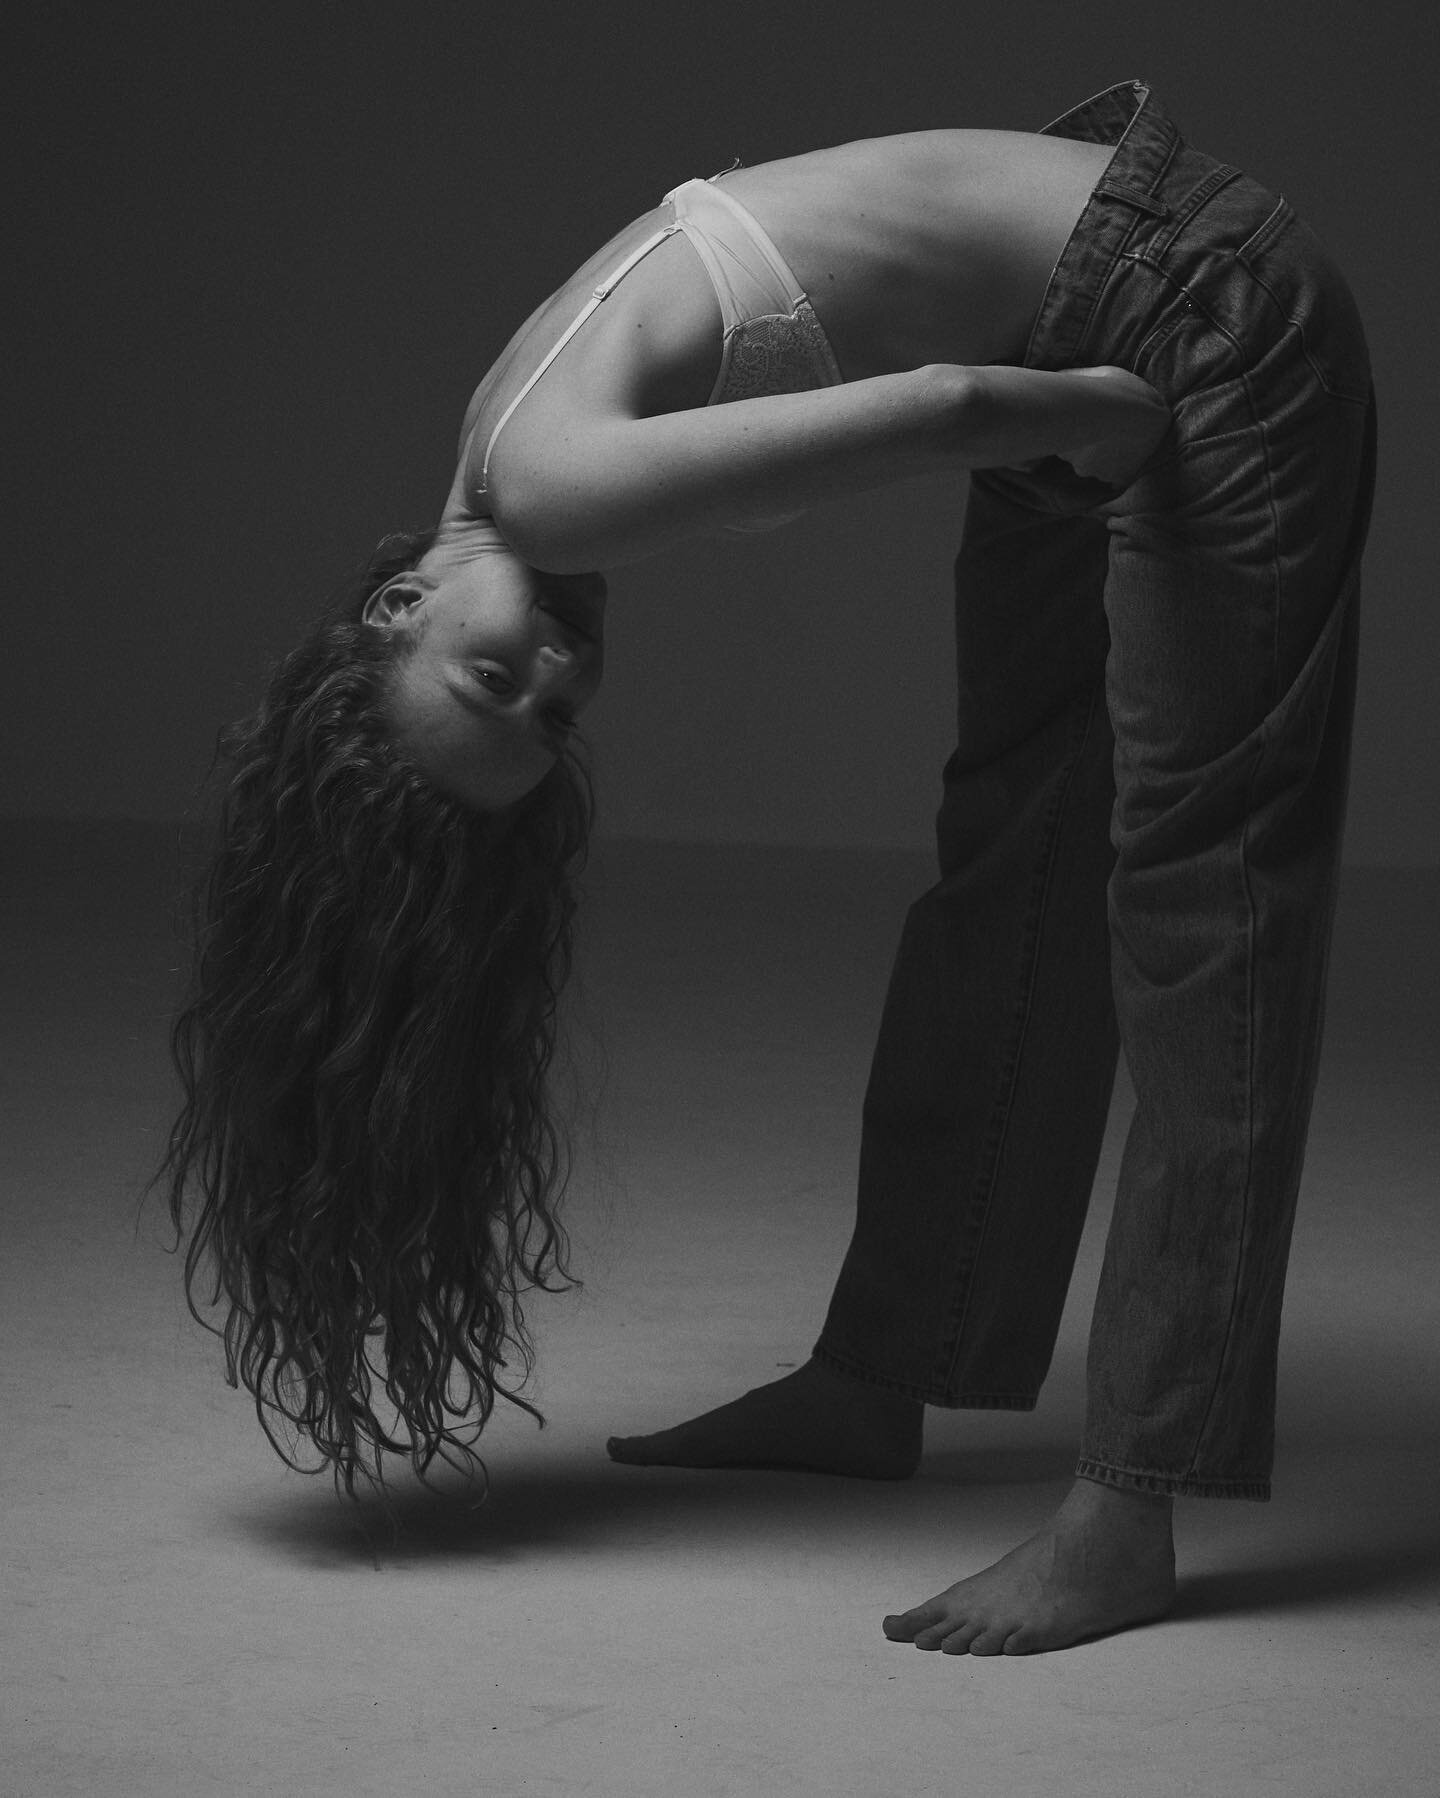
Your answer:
[480,223,681,489]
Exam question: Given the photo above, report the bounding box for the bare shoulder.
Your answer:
[450,197,729,518]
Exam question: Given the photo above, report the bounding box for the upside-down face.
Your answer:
[364,523,606,810]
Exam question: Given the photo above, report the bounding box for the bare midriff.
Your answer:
[719,130,1118,375]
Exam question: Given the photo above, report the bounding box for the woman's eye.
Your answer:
[472,666,515,696]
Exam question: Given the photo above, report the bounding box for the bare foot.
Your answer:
[883,1477,1177,1655]
[606,1358,924,1478]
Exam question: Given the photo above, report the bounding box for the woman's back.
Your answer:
[452,129,1116,517]
[715,130,1117,372]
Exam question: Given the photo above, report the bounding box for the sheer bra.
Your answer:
[474,174,843,531]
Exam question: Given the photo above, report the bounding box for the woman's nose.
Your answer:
[533,641,602,707]
[535,642,578,686]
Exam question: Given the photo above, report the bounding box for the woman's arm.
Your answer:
[489,362,1169,572]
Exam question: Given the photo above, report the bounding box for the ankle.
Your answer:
[808,1358,923,1416]
[1069,1476,1174,1524]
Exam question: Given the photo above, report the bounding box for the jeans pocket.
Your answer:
[1235,201,1372,405]
[1132,293,1241,401]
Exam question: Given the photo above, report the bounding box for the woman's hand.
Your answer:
[1062,365,1173,486]
[943,364,1171,489]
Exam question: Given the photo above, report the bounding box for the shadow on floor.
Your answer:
[222,1427,1092,1565]
[224,1425,1440,1632]
[1172,1530,1440,1622]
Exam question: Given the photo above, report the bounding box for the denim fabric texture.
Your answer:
[812,81,1376,1501]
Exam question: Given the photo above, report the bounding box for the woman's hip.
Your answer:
[1026,81,1372,415]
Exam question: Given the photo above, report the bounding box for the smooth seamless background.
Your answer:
[10,0,1434,859]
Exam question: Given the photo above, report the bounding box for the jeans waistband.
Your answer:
[1023,79,1245,371]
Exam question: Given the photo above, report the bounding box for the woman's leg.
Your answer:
[1079,374,1375,1500]
[608,468,1123,1474]
[884,375,1372,1661]
[813,470,1121,1405]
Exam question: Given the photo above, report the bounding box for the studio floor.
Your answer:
[3,822,1438,1797]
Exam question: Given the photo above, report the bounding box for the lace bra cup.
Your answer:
[665,177,843,403]
[668,176,843,532]
[476,174,843,536]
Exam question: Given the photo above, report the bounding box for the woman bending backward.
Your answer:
[161,83,1374,1653]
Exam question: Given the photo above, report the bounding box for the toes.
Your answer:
[889,1603,1042,1658]
[962,1623,1015,1656]
[913,1612,964,1652]
[606,1435,647,1463]
[883,1601,947,1644]
[938,1619,985,1655]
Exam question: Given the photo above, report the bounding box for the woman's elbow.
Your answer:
[914,363,990,461]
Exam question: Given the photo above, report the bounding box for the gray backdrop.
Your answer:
[10,0,1433,862]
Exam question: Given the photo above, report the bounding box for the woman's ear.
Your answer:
[361,579,428,628]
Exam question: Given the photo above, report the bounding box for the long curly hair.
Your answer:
[157,527,595,1508]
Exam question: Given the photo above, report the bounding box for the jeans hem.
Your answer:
[812,1345,1038,1410]
[1075,1457,1272,1501]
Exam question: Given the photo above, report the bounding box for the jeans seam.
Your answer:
[810,1346,1039,1409]
[1119,254,1247,357]
[1233,199,1365,396]
[1179,365,1280,1483]
[1034,224,1142,370]
[1237,196,1291,261]
[936,683,1106,1397]
[1144,163,1245,262]
[1026,80,1162,368]
[1076,1457,1272,1500]
[1236,260,1373,404]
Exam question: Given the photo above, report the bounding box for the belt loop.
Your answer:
[1094,178,1171,219]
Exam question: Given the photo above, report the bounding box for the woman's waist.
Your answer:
[1064,170,1368,403]
[769,141,1121,374]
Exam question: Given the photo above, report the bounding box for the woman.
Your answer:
[162,80,1375,1654]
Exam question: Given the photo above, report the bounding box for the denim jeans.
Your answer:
[812,80,1376,1500]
